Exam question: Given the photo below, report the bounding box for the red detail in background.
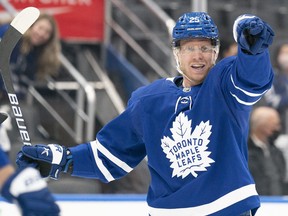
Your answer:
[0,1,104,42]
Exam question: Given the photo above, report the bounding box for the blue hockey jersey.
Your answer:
[70,48,273,216]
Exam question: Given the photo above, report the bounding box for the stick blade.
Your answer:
[11,7,40,34]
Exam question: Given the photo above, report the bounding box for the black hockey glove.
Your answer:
[233,14,274,55]
[16,144,72,180]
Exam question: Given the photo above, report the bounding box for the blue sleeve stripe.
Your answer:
[90,140,133,182]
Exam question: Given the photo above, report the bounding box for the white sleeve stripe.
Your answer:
[148,184,258,216]
[166,77,175,82]
[230,92,261,106]
[90,140,115,182]
[230,75,267,97]
[91,140,133,173]
[96,140,133,173]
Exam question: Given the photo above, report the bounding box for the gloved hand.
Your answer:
[16,144,72,180]
[233,14,274,55]
[1,167,60,216]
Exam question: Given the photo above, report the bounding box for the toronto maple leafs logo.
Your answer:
[161,112,215,179]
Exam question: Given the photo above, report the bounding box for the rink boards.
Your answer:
[0,195,288,216]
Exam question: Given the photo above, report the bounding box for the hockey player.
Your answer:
[0,112,60,216]
[16,12,274,216]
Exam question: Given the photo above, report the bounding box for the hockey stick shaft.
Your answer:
[0,7,51,175]
[0,7,40,145]
[0,7,51,176]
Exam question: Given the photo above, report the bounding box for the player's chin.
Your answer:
[186,75,207,86]
[190,70,208,80]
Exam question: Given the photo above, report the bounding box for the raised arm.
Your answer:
[224,14,275,107]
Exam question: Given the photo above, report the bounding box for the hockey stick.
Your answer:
[0,6,40,146]
[0,7,50,176]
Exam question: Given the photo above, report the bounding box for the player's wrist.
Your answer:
[63,148,73,174]
[0,165,14,189]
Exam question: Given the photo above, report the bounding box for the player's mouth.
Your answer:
[191,64,205,71]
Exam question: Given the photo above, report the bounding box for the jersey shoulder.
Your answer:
[213,56,236,72]
[130,77,176,101]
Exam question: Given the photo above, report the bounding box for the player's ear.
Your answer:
[173,48,180,61]
[173,48,181,67]
[213,49,219,65]
[173,47,179,56]
[212,45,220,65]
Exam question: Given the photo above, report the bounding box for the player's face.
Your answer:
[29,18,53,46]
[178,39,216,87]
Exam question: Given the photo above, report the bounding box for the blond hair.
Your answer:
[21,13,61,81]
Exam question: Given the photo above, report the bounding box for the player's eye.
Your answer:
[181,45,214,54]
[200,45,213,53]
[181,46,194,53]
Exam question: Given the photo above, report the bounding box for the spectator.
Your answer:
[264,42,288,132]
[248,106,286,195]
[0,13,61,158]
[0,13,61,99]
[274,134,288,194]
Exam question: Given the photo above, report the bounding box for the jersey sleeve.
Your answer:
[0,148,10,168]
[222,48,273,108]
[70,97,146,183]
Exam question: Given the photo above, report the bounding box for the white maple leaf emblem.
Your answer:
[161,112,215,178]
